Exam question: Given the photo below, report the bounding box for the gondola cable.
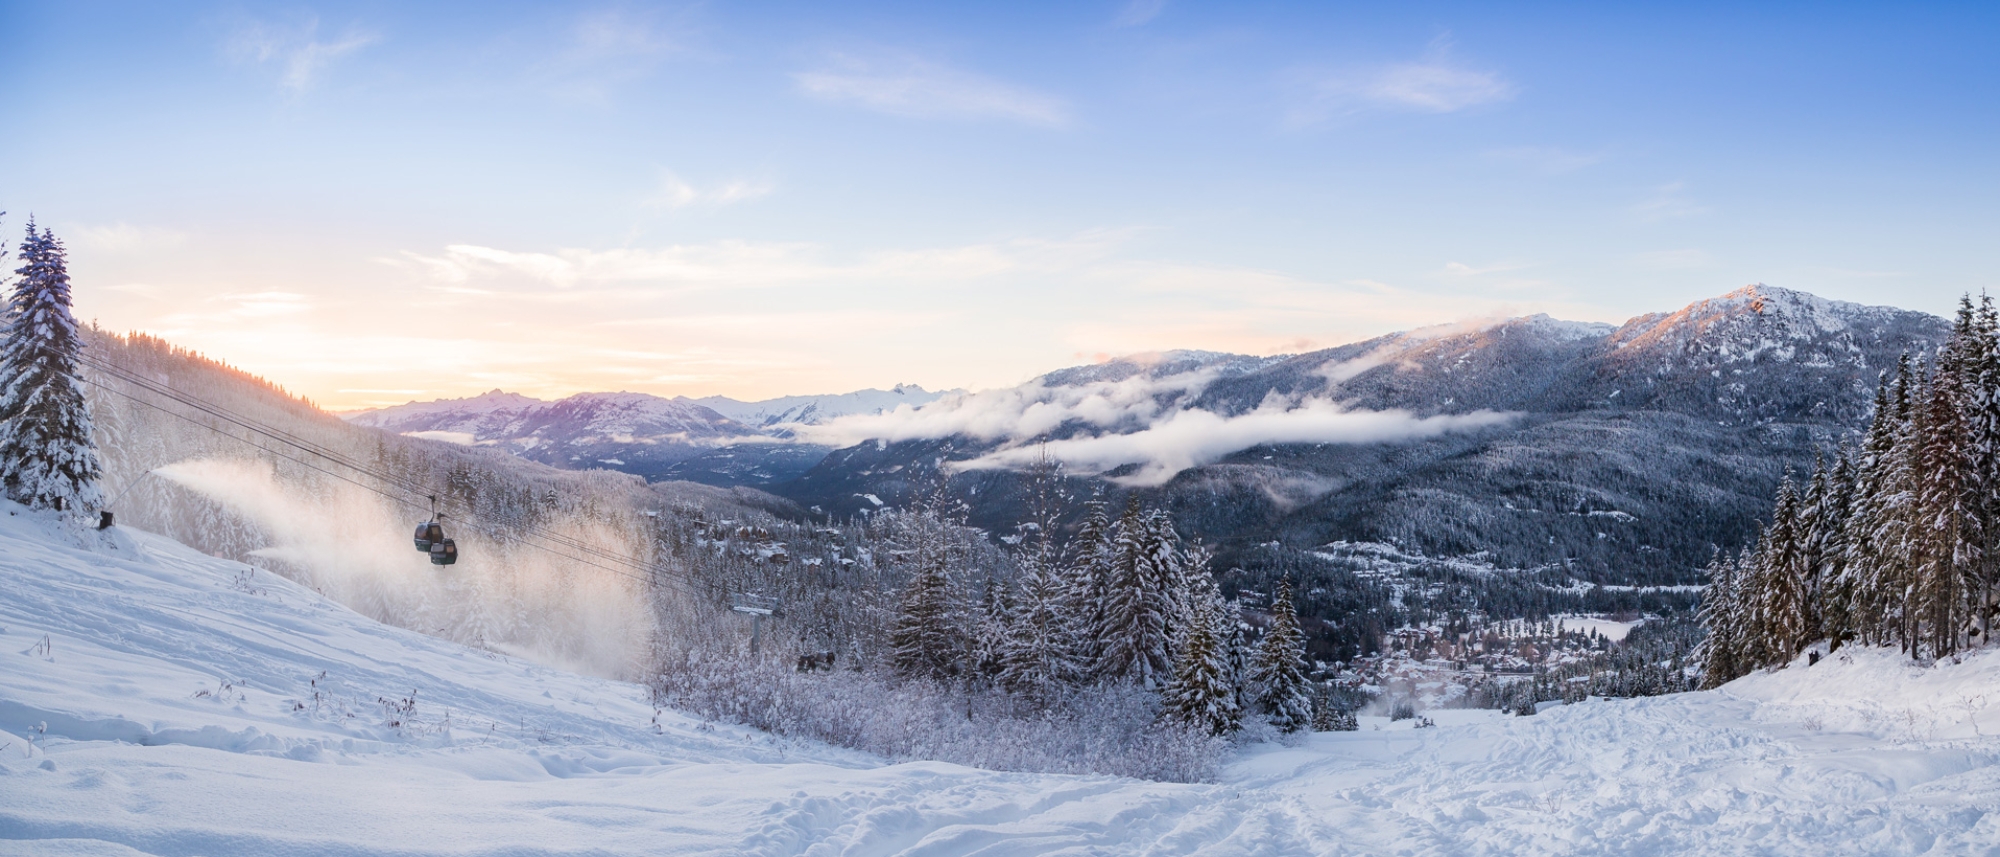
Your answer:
[78,354,688,582]
[74,360,711,600]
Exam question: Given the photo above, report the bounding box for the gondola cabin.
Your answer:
[414,521,443,552]
[429,538,458,566]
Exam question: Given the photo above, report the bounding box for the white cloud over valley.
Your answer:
[797,363,1517,486]
[964,400,1516,486]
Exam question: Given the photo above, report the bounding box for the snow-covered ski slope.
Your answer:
[3,502,1999,856]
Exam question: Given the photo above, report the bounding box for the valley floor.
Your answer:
[2,504,1997,856]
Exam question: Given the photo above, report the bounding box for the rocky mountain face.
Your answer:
[776,286,1948,585]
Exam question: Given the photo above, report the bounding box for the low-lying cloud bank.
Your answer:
[960,399,1516,486]
[795,367,1514,486]
[796,368,1219,448]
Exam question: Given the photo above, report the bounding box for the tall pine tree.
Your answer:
[1757,477,1809,663]
[1063,496,1115,678]
[1970,296,2000,644]
[1000,453,1084,699]
[0,218,102,513]
[1697,551,1743,688]
[1098,498,1176,688]
[1162,571,1239,735]
[888,491,966,681]
[1250,578,1313,733]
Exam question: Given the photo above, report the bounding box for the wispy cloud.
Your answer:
[568,8,681,63]
[388,232,1119,291]
[643,170,775,209]
[1484,146,1605,174]
[1635,248,1711,270]
[157,292,314,327]
[794,54,1069,126]
[1442,260,1531,277]
[1048,261,1599,358]
[67,223,189,254]
[1112,0,1167,28]
[1634,181,1708,220]
[533,8,690,102]
[228,17,377,93]
[1815,267,1913,280]
[1293,38,1514,121]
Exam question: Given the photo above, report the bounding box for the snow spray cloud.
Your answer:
[154,458,652,679]
[958,399,1516,486]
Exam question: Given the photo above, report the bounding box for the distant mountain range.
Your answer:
[346,285,1949,584]
[343,384,950,486]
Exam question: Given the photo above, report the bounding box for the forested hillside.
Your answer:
[66,329,1299,776]
[786,286,1946,591]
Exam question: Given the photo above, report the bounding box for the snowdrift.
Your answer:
[4,502,2000,855]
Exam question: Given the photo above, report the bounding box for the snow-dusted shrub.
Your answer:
[652,652,1226,782]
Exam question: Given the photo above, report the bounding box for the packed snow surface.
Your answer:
[3,502,1999,855]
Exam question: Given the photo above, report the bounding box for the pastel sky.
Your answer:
[3,1,1997,410]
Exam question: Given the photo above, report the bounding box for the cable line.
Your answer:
[76,356,711,600]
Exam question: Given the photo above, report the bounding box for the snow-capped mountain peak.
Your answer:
[684,384,953,427]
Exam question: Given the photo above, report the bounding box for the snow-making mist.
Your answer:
[151,458,652,677]
[73,332,777,680]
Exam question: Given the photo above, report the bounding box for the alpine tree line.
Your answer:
[886,455,1315,736]
[1702,295,2000,685]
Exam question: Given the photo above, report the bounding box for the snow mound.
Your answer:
[1726,645,2000,743]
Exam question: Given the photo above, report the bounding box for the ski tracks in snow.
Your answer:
[6,505,2000,856]
[1237,696,2000,856]
[741,773,1324,856]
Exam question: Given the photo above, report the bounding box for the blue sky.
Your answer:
[3,1,1997,408]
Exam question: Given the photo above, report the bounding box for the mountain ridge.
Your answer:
[344,384,951,486]
[776,284,1947,585]
[336,285,1947,585]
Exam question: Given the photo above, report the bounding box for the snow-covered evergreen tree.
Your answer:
[1816,449,1858,648]
[1757,477,1809,662]
[1098,499,1176,688]
[1796,456,1833,641]
[1697,551,1743,688]
[0,218,103,513]
[970,574,1013,681]
[888,495,966,681]
[1916,335,1976,657]
[1250,578,1313,733]
[1063,497,1114,678]
[1710,301,2000,667]
[1000,454,1084,699]
[1162,576,1238,736]
[1143,509,1191,643]
[1845,372,1906,646]
[1875,359,1923,651]
[1969,295,2000,647]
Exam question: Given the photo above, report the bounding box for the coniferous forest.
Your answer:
[1702,295,2000,684]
